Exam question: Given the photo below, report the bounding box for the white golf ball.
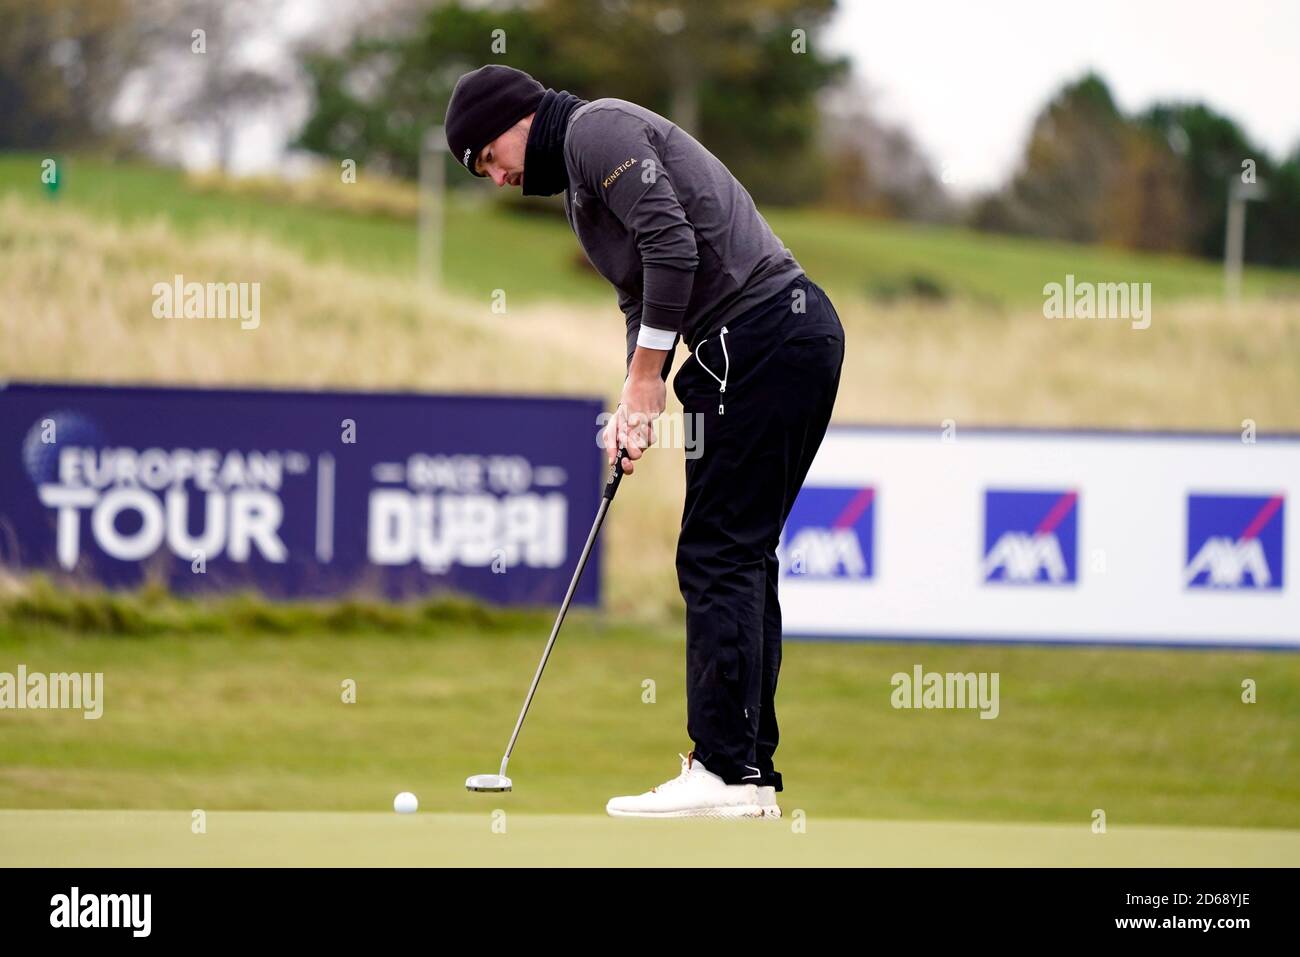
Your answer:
[393,791,419,814]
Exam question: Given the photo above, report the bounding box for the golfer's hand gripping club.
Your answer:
[604,446,629,501]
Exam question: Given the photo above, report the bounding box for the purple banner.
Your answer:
[0,382,605,605]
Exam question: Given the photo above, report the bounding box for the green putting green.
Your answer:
[2,810,1296,867]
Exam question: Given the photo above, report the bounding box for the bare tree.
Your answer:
[123,0,292,171]
[0,0,142,149]
[819,78,953,222]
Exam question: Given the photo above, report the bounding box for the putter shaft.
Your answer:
[497,449,628,777]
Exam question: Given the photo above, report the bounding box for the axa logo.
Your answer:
[982,489,1078,585]
[780,486,875,580]
[1185,494,1284,590]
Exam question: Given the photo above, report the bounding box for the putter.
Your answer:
[466,447,630,792]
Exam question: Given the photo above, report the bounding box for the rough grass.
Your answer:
[0,574,544,638]
[187,167,424,221]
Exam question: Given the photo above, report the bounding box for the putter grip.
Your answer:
[603,447,629,501]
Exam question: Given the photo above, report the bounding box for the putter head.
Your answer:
[465,773,512,792]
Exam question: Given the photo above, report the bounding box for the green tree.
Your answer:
[294,0,847,204]
[296,4,548,179]
[1255,147,1300,269]
[1140,103,1300,267]
[975,74,1300,265]
[973,73,1131,243]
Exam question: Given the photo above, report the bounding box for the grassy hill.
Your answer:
[5,153,1300,308]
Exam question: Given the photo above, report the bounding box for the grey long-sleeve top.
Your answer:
[561,99,804,367]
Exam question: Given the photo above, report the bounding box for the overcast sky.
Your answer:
[826,0,1300,193]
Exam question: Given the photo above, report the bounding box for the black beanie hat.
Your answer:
[445,65,545,176]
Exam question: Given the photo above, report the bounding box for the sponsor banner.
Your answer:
[0,382,604,605]
[779,427,1300,647]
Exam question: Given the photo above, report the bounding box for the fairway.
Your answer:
[3,810,1296,867]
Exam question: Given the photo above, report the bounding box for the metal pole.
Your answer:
[419,125,446,290]
[1225,179,1266,303]
[1224,183,1245,303]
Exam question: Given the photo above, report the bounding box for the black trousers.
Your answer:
[672,274,844,791]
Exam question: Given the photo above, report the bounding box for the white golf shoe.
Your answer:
[605,752,767,819]
[757,786,782,819]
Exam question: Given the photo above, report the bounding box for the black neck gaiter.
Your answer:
[522,89,587,197]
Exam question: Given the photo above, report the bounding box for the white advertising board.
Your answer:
[778,427,1299,647]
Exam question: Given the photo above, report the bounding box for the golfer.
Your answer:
[445,65,844,818]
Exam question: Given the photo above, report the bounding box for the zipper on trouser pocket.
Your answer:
[694,326,730,415]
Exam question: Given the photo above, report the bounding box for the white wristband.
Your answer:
[636,324,677,351]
